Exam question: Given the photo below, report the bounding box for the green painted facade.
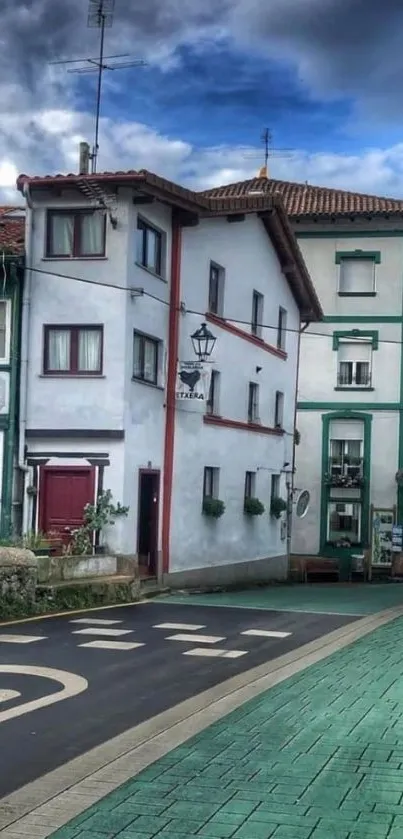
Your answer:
[0,257,23,537]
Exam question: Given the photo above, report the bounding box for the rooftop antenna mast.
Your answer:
[50,0,146,174]
[243,128,294,177]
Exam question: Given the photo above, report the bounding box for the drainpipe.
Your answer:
[286,318,311,575]
[18,183,33,534]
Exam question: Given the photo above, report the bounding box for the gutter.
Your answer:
[18,183,32,532]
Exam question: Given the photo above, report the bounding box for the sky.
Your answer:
[2,0,403,203]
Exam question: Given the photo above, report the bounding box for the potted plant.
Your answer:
[23,530,53,556]
[65,489,129,556]
[270,497,287,519]
[244,497,265,516]
[202,497,225,518]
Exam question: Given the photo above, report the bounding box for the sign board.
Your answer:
[175,361,211,402]
[392,524,403,553]
[371,508,395,565]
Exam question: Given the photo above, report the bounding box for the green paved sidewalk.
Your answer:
[160,583,403,616]
[50,616,403,839]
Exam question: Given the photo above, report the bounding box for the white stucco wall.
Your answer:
[169,214,300,575]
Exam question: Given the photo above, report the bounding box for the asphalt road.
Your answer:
[0,600,360,797]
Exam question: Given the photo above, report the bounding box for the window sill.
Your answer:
[204,414,284,436]
[334,387,374,392]
[132,376,164,391]
[135,262,167,282]
[42,256,107,262]
[337,292,377,297]
[39,374,105,379]
[206,313,288,360]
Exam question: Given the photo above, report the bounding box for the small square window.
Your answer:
[248,382,260,423]
[251,291,264,338]
[133,331,160,385]
[44,325,103,375]
[275,391,284,428]
[136,218,163,276]
[46,210,106,258]
[337,341,372,388]
[203,466,219,499]
[245,471,256,500]
[206,369,220,416]
[277,307,287,351]
[208,262,225,316]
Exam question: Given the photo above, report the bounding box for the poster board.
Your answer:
[371,506,396,566]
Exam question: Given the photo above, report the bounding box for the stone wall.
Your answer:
[0,548,37,614]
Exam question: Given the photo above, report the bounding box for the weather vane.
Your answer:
[50,0,147,173]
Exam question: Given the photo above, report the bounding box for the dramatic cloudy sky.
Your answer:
[2,0,403,202]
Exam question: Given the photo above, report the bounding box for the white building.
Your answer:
[204,175,403,571]
[16,167,321,586]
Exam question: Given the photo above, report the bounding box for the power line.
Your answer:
[25,262,403,348]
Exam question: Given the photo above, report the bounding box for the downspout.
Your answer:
[286,318,310,574]
[161,212,182,579]
[18,183,32,533]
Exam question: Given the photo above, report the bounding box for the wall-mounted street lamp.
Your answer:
[191,322,217,362]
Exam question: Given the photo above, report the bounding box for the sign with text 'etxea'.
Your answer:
[176,361,211,402]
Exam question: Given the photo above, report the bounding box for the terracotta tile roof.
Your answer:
[0,206,25,255]
[201,177,403,218]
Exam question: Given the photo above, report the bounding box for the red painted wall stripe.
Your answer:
[162,215,182,574]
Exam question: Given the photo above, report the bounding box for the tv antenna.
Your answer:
[50,0,147,174]
[243,128,294,177]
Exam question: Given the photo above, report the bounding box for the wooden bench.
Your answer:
[303,558,340,583]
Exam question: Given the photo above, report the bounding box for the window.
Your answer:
[248,382,260,423]
[328,501,361,545]
[275,391,284,428]
[338,258,375,295]
[136,218,163,275]
[46,210,106,258]
[271,474,280,501]
[206,369,220,415]
[208,262,225,316]
[337,341,372,388]
[0,302,9,360]
[133,331,160,385]
[251,291,264,338]
[44,326,103,374]
[277,307,287,350]
[244,471,256,500]
[329,439,363,482]
[203,466,219,499]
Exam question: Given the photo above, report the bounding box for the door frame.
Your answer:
[137,469,160,574]
[38,465,96,534]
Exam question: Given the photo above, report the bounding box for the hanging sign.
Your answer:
[175,361,211,401]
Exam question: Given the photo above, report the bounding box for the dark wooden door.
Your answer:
[137,470,160,577]
[39,466,95,546]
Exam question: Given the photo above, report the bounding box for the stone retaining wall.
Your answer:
[0,548,37,613]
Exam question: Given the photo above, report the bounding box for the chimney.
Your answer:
[79,142,90,175]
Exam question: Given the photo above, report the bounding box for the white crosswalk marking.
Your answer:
[241,629,291,639]
[183,648,248,658]
[78,640,145,651]
[153,623,206,631]
[72,628,133,637]
[70,618,123,626]
[166,633,225,644]
[0,635,46,644]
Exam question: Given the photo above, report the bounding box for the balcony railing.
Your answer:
[324,458,364,487]
[337,371,372,388]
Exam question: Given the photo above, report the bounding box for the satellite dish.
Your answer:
[295,489,310,518]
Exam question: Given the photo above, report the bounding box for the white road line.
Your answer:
[153,623,206,631]
[183,648,248,658]
[70,618,123,626]
[0,665,88,724]
[72,628,133,637]
[0,689,21,703]
[0,635,46,644]
[78,640,145,651]
[241,629,292,639]
[166,633,225,644]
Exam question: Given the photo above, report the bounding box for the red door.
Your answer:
[39,466,95,547]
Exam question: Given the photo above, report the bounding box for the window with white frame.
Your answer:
[251,291,264,337]
[328,502,361,544]
[337,340,372,388]
[338,258,375,295]
[327,419,364,544]
[208,262,225,316]
[329,439,363,481]
[248,382,260,423]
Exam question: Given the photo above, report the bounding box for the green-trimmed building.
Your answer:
[0,207,25,537]
[205,176,403,568]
